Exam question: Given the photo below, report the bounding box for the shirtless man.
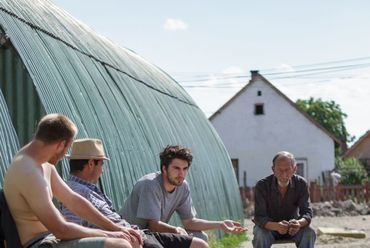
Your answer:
[3,113,142,248]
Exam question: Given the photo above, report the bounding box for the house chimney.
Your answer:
[250,70,259,81]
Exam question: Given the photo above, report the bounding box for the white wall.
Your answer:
[211,78,335,186]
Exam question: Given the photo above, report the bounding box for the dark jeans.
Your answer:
[252,225,316,248]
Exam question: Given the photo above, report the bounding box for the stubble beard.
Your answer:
[167,175,184,187]
[48,150,64,165]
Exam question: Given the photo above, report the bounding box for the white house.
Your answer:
[210,71,341,187]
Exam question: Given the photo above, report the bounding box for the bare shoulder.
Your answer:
[5,153,51,197]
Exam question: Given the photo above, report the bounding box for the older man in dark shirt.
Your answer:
[253,151,316,248]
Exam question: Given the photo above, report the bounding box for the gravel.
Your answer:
[239,215,370,248]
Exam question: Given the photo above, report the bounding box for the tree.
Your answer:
[335,157,367,185]
[296,97,355,145]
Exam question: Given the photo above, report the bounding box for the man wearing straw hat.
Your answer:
[62,138,208,248]
[120,145,247,242]
[3,114,142,248]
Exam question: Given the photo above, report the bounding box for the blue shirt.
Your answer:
[60,175,130,228]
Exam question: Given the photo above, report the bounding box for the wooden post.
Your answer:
[310,181,318,202]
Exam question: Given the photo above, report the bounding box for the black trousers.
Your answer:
[143,231,193,248]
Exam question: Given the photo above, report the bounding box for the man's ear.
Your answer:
[87,159,95,168]
[55,140,66,150]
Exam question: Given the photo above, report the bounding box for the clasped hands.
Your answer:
[277,219,300,236]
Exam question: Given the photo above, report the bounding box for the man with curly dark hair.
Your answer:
[120,145,246,243]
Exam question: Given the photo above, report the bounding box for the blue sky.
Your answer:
[53,0,370,143]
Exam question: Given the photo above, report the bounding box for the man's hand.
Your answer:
[221,220,248,233]
[176,226,188,235]
[119,227,143,245]
[276,220,289,235]
[288,219,300,236]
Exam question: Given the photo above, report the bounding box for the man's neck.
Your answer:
[21,141,53,165]
[161,175,176,193]
[70,173,95,184]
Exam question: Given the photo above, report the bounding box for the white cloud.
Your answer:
[276,63,295,72]
[163,18,188,31]
[222,66,245,75]
[186,66,246,114]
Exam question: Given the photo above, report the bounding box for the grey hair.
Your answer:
[272,151,296,167]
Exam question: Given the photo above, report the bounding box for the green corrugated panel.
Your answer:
[0,88,19,184]
[0,33,45,146]
[0,0,243,224]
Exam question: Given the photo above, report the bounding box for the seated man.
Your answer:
[252,151,316,248]
[119,145,246,241]
[61,138,208,248]
[3,114,141,248]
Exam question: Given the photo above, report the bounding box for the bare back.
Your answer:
[4,153,54,244]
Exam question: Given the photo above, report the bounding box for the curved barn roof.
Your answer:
[0,0,242,223]
[0,90,19,183]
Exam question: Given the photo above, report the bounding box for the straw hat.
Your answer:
[67,138,110,160]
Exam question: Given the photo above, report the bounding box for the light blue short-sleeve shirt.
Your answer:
[120,172,196,229]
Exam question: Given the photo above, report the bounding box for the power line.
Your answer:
[176,57,370,83]
[179,63,370,83]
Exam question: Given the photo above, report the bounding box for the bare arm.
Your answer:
[148,220,188,235]
[19,166,120,240]
[182,218,247,233]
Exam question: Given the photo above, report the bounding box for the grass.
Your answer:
[208,233,249,248]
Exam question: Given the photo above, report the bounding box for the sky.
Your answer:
[53,0,370,144]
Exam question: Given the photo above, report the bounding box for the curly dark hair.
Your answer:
[160,145,193,173]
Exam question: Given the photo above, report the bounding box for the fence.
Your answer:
[309,181,370,203]
[240,181,370,204]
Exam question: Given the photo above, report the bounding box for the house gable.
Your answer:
[343,131,370,159]
[210,71,337,186]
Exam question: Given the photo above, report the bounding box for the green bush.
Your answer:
[208,233,248,248]
[336,157,367,185]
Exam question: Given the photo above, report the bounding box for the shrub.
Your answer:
[208,233,248,248]
[336,157,367,185]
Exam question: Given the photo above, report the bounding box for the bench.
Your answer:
[0,189,22,248]
[273,239,295,244]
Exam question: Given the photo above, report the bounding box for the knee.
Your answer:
[303,226,316,240]
[190,237,209,248]
[104,238,134,248]
[252,225,274,247]
[253,225,273,239]
[187,230,208,242]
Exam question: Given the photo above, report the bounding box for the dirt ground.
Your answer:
[239,215,370,248]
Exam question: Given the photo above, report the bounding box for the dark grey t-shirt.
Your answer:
[119,172,196,229]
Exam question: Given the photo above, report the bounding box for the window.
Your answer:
[254,104,264,115]
[257,90,262,96]
[295,158,307,178]
[296,163,304,177]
